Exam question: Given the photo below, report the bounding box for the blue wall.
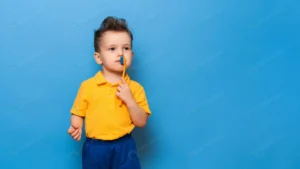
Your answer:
[1,0,299,168]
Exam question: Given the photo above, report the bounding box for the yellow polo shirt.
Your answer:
[70,71,151,140]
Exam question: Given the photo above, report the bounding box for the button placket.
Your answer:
[109,86,113,99]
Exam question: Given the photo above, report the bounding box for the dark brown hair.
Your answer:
[94,16,133,52]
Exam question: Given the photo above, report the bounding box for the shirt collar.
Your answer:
[94,71,131,85]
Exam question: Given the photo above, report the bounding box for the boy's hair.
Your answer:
[94,16,133,52]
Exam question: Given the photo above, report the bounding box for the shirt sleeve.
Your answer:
[133,86,151,115]
[70,81,89,117]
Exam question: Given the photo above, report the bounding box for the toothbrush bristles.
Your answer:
[120,56,124,65]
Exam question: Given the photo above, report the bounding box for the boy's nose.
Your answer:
[117,49,124,56]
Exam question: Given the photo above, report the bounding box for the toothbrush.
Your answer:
[120,56,126,77]
[117,56,126,106]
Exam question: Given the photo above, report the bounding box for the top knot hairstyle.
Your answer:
[94,16,134,52]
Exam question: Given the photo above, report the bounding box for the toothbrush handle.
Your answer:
[117,57,126,107]
[122,57,126,78]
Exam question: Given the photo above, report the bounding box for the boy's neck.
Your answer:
[102,70,123,84]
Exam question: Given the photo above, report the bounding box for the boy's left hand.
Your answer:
[116,78,135,105]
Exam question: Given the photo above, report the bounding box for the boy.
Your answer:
[67,16,151,169]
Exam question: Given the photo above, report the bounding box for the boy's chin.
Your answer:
[104,66,125,74]
[110,68,124,74]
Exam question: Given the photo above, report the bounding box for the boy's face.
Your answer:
[94,31,133,74]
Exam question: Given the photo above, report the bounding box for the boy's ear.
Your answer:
[94,52,102,64]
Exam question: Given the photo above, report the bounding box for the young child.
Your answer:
[67,16,151,169]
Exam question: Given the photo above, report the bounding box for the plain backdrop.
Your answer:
[0,0,299,168]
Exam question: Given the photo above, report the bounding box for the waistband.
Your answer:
[85,133,132,144]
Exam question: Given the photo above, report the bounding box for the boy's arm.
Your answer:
[68,114,84,141]
[125,100,149,127]
[117,78,152,127]
[68,81,88,140]
[70,114,84,128]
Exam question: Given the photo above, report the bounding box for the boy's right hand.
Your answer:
[68,125,82,141]
[68,114,84,141]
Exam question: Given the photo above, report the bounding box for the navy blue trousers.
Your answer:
[82,134,141,169]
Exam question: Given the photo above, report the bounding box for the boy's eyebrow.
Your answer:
[107,44,131,47]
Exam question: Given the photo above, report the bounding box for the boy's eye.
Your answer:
[109,47,115,51]
[124,47,130,50]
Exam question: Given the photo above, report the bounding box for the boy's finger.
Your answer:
[71,129,79,137]
[117,86,122,91]
[77,131,82,141]
[73,132,80,139]
[74,129,81,139]
[74,132,80,141]
[68,126,75,134]
[76,132,82,141]
[121,78,126,84]
[71,124,79,129]
[77,133,82,141]
[121,77,124,83]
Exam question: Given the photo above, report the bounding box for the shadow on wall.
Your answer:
[132,126,157,167]
[128,68,158,167]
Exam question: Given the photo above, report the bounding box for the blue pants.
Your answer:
[82,134,141,169]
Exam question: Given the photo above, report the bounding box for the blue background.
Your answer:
[1,0,299,168]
